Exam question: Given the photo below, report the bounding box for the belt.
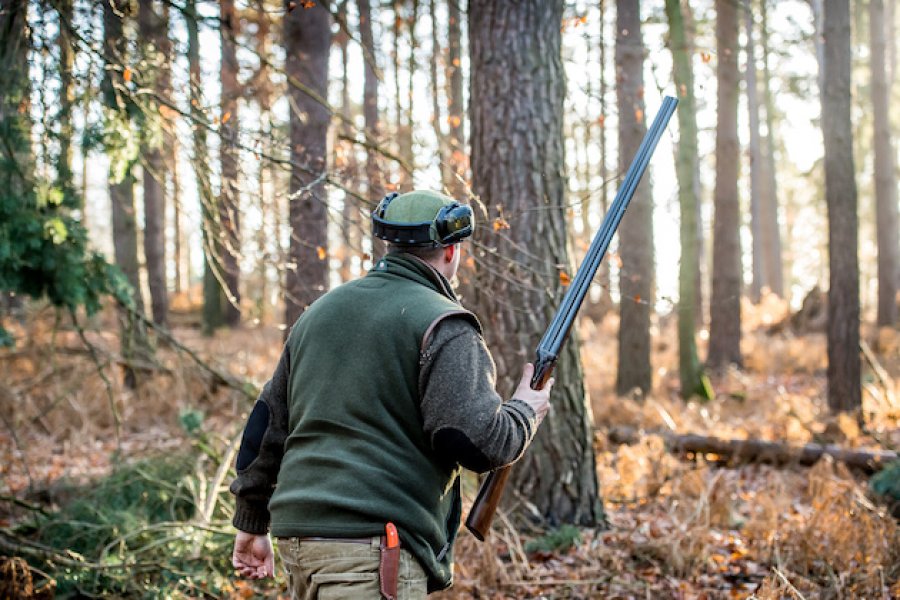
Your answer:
[296,536,376,545]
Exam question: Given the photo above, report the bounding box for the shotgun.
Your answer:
[465,95,679,541]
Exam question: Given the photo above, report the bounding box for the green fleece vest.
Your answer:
[269,253,480,592]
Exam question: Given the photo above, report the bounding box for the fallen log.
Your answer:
[606,426,898,473]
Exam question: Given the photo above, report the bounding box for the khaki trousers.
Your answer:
[277,537,428,600]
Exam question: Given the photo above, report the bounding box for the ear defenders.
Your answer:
[372,192,475,247]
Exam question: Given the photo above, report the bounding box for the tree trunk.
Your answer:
[56,0,76,209]
[0,0,31,196]
[615,0,654,396]
[336,0,358,284]
[104,0,150,386]
[821,0,860,413]
[596,0,611,311]
[870,0,899,326]
[0,0,31,323]
[220,0,241,326]
[429,0,450,192]
[665,0,709,400]
[469,0,602,528]
[358,0,382,203]
[138,0,168,327]
[745,1,763,304]
[392,0,405,189]
[707,0,742,371]
[447,0,466,199]
[759,0,784,298]
[186,0,223,335]
[405,0,419,179]
[283,1,330,329]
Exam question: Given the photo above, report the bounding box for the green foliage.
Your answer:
[16,451,250,598]
[0,111,129,344]
[870,460,900,502]
[524,524,583,554]
[178,407,205,435]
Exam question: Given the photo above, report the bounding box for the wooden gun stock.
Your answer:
[465,358,555,541]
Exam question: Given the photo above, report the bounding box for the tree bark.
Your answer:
[104,0,150,386]
[283,1,330,330]
[336,0,358,284]
[358,0,382,203]
[708,0,743,371]
[615,0,654,396]
[220,0,241,326]
[745,1,764,304]
[186,0,223,335]
[665,0,709,399]
[0,0,32,198]
[469,0,602,527]
[821,0,861,413]
[447,0,466,199]
[429,0,450,191]
[596,0,611,311]
[870,0,899,326]
[759,0,784,298]
[56,0,76,209]
[138,0,169,327]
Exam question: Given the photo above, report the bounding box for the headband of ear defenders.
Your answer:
[372,192,474,247]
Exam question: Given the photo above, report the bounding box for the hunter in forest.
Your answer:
[228,190,552,598]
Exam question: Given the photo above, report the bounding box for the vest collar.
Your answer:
[370,252,461,304]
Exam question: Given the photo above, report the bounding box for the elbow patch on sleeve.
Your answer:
[236,401,270,471]
[433,427,492,473]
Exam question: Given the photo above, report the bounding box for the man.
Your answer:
[230,190,552,598]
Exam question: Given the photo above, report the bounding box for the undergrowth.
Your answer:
[4,442,276,598]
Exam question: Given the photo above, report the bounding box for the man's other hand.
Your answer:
[233,530,275,579]
[513,363,553,424]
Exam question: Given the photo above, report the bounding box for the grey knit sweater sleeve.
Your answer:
[419,317,538,473]
[229,345,291,534]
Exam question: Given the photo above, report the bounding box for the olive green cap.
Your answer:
[382,190,456,224]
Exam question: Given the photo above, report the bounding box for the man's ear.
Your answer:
[443,245,455,263]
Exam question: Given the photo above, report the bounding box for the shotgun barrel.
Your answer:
[465,96,679,541]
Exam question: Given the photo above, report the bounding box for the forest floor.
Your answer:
[1,293,899,599]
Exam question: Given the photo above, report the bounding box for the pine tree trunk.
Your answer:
[447,0,465,199]
[392,0,406,189]
[336,0,358,284]
[469,0,602,528]
[173,137,184,294]
[870,0,899,326]
[283,1,330,329]
[615,0,654,396]
[596,0,611,310]
[708,0,743,371]
[821,0,861,413]
[56,0,76,208]
[139,0,168,327]
[405,0,418,179]
[220,0,241,326]
[745,1,763,304]
[759,0,784,298]
[358,0,382,203]
[429,0,450,192]
[186,0,223,335]
[104,0,151,386]
[665,0,708,399]
[1,0,32,317]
